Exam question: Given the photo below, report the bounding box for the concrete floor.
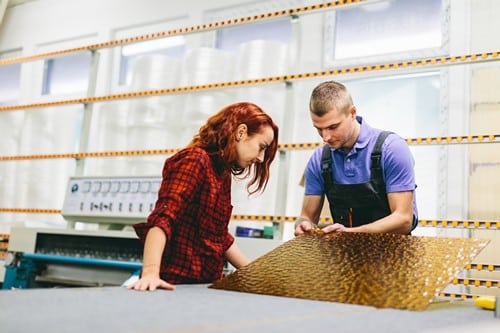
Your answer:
[0,285,498,333]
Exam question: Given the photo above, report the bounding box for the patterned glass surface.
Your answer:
[210,232,489,311]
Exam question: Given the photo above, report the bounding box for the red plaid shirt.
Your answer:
[133,147,234,284]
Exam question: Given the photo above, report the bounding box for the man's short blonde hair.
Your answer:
[309,81,353,117]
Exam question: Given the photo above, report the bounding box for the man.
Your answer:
[295,80,418,236]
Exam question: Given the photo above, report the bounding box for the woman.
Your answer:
[128,102,279,291]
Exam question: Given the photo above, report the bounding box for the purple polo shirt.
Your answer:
[304,116,418,219]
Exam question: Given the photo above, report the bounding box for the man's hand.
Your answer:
[295,220,349,236]
[294,219,317,236]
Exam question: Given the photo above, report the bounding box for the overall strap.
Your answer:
[321,144,333,186]
[370,131,393,182]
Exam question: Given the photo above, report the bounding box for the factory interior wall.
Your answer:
[0,0,499,253]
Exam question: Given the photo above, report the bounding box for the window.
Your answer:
[0,51,21,103]
[325,0,447,65]
[216,19,292,52]
[42,52,92,95]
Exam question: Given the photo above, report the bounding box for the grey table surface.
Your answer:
[0,285,498,333]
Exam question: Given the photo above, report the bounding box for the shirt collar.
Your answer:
[333,116,373,156]
[354,116,371,150]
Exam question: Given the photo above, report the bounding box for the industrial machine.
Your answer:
[3,227,142,288]
[2,176,161,289]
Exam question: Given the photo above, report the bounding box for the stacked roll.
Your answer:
[234,40,289,80]
[16,107,80,227]
[127,54,182,175]
[86,101,129,176]
[0,112,24,229]
[232,40,289,217]
[180,48,235,142]
[235,40,289,136]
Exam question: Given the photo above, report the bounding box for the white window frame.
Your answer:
[111,16,189,93]
[323,0,450,69]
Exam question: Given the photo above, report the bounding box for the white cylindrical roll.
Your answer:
[127,95,180,130]
[236,85,286,141]
[131,54,181,90]
[18,107,80,154]
[0,111,24,226]
[127,95,182,149]
[93,102,128,151]
[16,107,80,224]
[234,40,289,80]
[86,102,129,176]
[182,47,234,86]
[180,91,234,144]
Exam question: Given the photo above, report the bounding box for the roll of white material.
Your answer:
[131,54,181,90]
[236,85,286,140]
[16,107,80,224]
[127,96,180,129]
[18,107,80,154]
[234,40,289,80]
[180,91,234,143]
[127,95,182,149]
[93,102,128,151]
[86,102,129,176]
[0,111,24,213]
[0,112,24,226]
[182,47,234,86]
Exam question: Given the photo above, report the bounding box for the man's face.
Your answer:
[311,106,356,150]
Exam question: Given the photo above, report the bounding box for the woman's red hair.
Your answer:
[188,102,279,195]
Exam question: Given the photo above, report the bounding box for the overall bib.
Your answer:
[321,131,392,227]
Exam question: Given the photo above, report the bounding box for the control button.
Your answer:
[91,181,102,193]
[120,181,130,193]
[140,181,150,193]
[110,181,120,193]
[151,181,161,193]
[82,181,91,193]
[130,181,140,193]
[101,181,111,193]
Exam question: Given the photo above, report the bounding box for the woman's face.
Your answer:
[235,124,274,169]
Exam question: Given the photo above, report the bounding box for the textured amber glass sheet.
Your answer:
[210,233,489,311]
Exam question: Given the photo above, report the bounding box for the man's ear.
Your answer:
[350,105,357,118]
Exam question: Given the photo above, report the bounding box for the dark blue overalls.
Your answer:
[321,131,392,228]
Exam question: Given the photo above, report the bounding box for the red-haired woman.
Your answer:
[128,102,279,291]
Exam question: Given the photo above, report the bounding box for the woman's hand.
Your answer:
[127,275,175,291]
[320,223,347,234]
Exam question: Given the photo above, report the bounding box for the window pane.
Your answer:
[0,63,21,102]
[119,36,186,86]
[216,19,292,52]
[0,51,21,103]
[334,0,443,60]
[42,52,91,95]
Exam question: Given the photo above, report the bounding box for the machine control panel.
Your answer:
[61,176,162,224]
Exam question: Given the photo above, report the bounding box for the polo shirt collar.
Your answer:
[333,115,371,154]
[353,116,371,151]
